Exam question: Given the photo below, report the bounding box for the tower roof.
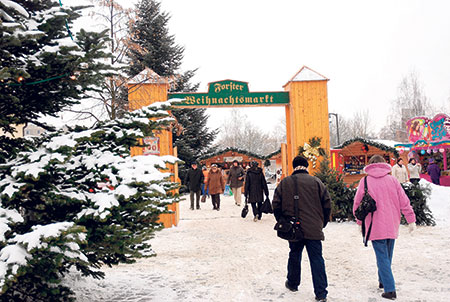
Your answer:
[284,66,328,87]
[128,68,169,84]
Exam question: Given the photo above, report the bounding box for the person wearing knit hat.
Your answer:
[272,155,331,301]
[292,156,309,170]
[184,161,204,210]
[244,160,269,221]
[427,158,441,185]
[227,160,245,206]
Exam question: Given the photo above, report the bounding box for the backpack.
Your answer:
[354,176,377,246]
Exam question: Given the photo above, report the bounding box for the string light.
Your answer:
[0,0,82,87]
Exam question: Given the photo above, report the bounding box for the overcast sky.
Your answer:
[113,0,450,135]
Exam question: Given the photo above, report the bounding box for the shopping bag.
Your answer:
[241,197,249,218]
[261,197,273,214]
[224,184,232,196]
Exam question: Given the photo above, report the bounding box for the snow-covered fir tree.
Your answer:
[0,0,113,162]
[129,0,216,181]
[0,100,181,301]
[128,0,183,77]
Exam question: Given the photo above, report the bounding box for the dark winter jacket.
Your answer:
[244,167,269,203]
[427,163,441,182]
[227,165,245,188]
[184,168,204,192]
[207,169,225,195]
[272,170,331,241]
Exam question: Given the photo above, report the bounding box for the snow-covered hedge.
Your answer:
[0,101,182,301]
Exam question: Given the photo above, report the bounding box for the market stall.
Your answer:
[333,138,406,185]
[198,147,265,173]
[395,113,450,186]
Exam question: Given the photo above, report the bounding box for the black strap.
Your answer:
[362,176,373,247]
[292,175,300,222]
[364,176,369,194]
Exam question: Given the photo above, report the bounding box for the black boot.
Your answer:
[284,280,298,292]
[379,282,384,289]
[381,291,397,300]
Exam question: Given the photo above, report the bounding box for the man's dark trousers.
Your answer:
[287,239,328,299]
[190,190,201,209]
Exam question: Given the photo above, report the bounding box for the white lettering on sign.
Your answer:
[224,156,243,162]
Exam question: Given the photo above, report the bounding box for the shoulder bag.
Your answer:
[273,175,304,242]
[241,197,249,218]
[354,176,377,246]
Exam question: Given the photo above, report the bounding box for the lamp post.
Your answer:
[329,113,340,146]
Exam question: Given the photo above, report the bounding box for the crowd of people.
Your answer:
[183,155,418,301]
[392,157,441,185]
[184,160,269,220]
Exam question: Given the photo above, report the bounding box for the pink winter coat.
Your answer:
[353,163,416,241]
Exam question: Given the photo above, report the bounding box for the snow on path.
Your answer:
[70,192,450,302]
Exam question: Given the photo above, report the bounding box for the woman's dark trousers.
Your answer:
[251,202,262,219]
[211,194,220,209]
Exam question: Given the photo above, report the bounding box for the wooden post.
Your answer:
[128,76,179,229]
[172,146,180,227]
[284,66,330,174]
[285,105,294,176]
[281,143,288,180]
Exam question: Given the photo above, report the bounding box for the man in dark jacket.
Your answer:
[184,162,204,210]
[272,156,331,302]
[244,161,269,222]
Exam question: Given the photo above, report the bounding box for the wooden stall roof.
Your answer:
[336,138,400,157]
[198,147,266,161]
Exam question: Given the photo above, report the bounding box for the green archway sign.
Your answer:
[168,79,289,107]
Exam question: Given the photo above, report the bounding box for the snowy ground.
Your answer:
[70,181,450,302]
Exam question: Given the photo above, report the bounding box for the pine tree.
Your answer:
[0,101,180,300]
[401,182,435,226]
[313,157,357,222]
[0,0,112,162]
[129,0,183,77]
[130,0,217,182]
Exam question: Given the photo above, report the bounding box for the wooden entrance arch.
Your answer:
[128,66,331,226]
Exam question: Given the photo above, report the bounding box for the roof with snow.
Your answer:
[284,66,328,87]
[128,68,170,84]
[336,137,400,157]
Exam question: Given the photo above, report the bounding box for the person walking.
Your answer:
[407,158,421,185]
[227,160,245,206]
[427,158,441,185]
[392,158,409,184]
[201,165,210,198]
[244,161,269,222]
[353,155,416,300]
[184,162,204,210]
[206,164,225,210]
[272,156,331,302]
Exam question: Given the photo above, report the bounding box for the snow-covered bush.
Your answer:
[401,182,435,226]
[0,101,181,301]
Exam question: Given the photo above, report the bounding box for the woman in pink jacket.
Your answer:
[353,155,416,300]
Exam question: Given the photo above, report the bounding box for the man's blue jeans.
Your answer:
[372,239,396,292]
[287,239,328,299]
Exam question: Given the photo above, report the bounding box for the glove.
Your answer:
[408,223,416,234]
